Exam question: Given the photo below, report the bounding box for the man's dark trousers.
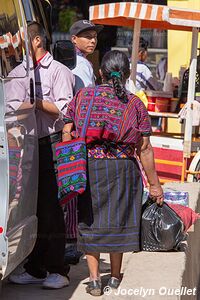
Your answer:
[25,134,66,278]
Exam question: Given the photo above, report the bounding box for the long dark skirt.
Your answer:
[77,157,143,253]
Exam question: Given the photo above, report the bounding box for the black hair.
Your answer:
[100,50,130,103]
[27,21,46,48]
[139,37,148,52]
[128,37,149,57]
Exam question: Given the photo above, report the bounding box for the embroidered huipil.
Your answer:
[64,85,152,159]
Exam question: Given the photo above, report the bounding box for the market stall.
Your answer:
[89,2,200,182]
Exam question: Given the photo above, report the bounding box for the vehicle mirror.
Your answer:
[53,40,76,70]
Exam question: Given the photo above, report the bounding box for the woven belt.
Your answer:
[39,131,61,145]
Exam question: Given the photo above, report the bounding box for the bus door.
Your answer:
[0,0,38,279]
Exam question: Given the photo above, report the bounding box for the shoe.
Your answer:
[10,262,26,275]
[43,273,69,289]
[9,272,46,284]
[107,277,121,289]
[86,280,102,296]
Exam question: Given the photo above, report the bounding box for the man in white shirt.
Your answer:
[128,37,162,92]
[127,38,163,131]
[70,20,103,89]
[9,21,74,290]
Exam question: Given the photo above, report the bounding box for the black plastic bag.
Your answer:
[141,200,185,251]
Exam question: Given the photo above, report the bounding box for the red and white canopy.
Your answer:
[89,2,200,31]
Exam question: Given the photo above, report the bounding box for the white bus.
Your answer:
[0,0,75,289]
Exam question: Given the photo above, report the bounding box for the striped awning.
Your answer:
[89,2,200,31]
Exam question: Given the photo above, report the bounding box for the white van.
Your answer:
[0,0,75,289]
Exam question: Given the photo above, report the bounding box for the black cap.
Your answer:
[69,20,103,36]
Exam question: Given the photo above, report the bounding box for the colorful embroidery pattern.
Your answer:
[87,143,135,159]
[65,85,151,159]
[56,138,87,205]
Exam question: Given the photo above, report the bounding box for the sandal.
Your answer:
[107,277,121,289]
[86,280,102,296]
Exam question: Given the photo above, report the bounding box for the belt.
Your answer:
[38,131,61,145]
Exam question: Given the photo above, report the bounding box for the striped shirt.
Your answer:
[136,61,160,91]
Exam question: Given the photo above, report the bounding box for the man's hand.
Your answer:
[36,99,59,117]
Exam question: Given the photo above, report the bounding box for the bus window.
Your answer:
[31,0,52,50]
[39,0,52,40]
[0,0,24,78]
[21,0,35,22]
[21,0,52,51]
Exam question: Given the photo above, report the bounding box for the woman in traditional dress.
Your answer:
[62,50,163,296]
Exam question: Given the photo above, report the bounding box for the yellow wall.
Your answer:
[168,0,200,77]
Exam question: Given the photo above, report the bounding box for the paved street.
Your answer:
[1,253,131,300]
[1,183,200,300]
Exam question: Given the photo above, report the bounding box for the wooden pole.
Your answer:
[129,19,141,94]
[129,0,143,94]
[183,27,198,158]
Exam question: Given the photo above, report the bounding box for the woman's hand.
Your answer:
[62,122,73,142]
[149,184,164,206]
[62,132,72,142]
